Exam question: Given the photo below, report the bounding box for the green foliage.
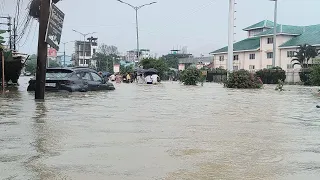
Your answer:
[140,58,168,78]
[180,67,203,85]
[25,54,37,75]
[120,64,134,75]
[49,60,60,68]
[310,65,320,86]
[224,70,263,89]
[255,67,286,84]
[160,54,190,69]
[94,52,117,73]
[0,30,6,50]
[299,68,312,85]
[292,44,319,68]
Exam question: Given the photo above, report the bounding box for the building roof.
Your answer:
[243,20,274,31]
[210,37,260,54]
[257,24,304,36]
[179,56,213,64]
[279,24,320,47]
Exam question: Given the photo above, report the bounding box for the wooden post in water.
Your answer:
[35,0,50,100]
[1,50,5,92]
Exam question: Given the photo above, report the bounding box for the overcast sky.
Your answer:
[1,0,319,57]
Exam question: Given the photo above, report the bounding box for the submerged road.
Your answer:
[1,77,320,180]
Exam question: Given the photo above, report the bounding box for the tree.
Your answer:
[292,44,319,68]
[140,58,168,78]
[310,65,320,86]
[25,54,37,75]
[224,70,263,89]
[120,64,134,75]
[93,44,120,72]
[160,53,191,69]
[180,67,204,85]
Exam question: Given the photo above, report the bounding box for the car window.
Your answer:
[46,72,71,79]
[82,72,92,81]
[91,72,103,82]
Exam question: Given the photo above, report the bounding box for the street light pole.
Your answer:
[117,0,157,63]
[271,0,278,67]
[72,30,96,66]
[228,0,235,73]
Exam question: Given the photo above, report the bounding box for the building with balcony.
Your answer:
[211,20,320,71]
[126,49,151,62]
[74,37,98,67]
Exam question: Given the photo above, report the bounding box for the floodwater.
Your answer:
[1,77,320,180]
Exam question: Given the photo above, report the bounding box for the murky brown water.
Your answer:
[1,76,320,180]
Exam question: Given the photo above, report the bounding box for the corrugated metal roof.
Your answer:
[243,20,274,31]
[210,37,260,54]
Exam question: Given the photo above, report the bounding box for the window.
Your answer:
[249,54,255,60]
[233,55,239,61]
[267,65,273,69]
[82,72,92,81]
[233,66,239,70]
[219,56,224,61]
[249,65,255,70]
[80,59,84,64]
[287,51,295,58]
[91,73,102,82]
[93,49,96,54]
[267,37,274,44]
[287,64,293,69]
[267,52,273,59]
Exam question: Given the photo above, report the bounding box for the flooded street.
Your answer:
[1,76,320,180]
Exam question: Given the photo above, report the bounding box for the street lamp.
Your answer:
[117,0,157,63]
[72,30,96,66]
[62,41,75,67]
[270,0,278,67]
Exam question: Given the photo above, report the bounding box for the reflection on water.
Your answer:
[0,77,320,180]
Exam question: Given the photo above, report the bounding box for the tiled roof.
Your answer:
[210,37,260,54]
[257,24,304,36]
[280,24,320,47]
[243,20,274,31]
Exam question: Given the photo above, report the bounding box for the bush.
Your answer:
[224,69,263,89]
[299,68,312,85]
[255,67,286,84]
[310,65,320,86]
[180,67,204,85]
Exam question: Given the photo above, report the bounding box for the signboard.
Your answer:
[114,64,120,73]
[45,3,64,51]
[47,48,57,57]
[178,64,185,71]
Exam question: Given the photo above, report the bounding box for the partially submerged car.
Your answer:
[27,67,115,92]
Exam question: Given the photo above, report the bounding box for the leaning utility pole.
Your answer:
[35,0,50,100]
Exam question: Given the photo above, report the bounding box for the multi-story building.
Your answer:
[126,49,151,62]
[74,37,98,67]
[211,20,320,71]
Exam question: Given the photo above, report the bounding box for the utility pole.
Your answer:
[35,0,51,100]
[116,0,157,63]
[271,0,278,67]
[13,18,17,51]
[0,16,12,49]
[1,51,4,92]
[228,0,235,73]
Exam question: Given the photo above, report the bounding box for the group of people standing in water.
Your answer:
[108,72,160,85]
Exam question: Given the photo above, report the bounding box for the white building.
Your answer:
[126,49,151,62]
[211,20,320,71]
[74,37,98,67]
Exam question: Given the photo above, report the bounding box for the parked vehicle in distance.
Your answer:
[27,67,115,92]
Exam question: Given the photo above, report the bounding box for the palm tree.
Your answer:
[291,44,319,68]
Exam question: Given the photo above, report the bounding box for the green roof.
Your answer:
[257,24,304,36]
[280,24,320,47]
[210,37,260,54]
[243,20,274,31]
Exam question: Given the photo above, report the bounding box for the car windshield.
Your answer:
[45,69,73,79]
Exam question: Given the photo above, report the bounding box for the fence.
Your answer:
[285,69,301,84]
[206,70,227,83]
